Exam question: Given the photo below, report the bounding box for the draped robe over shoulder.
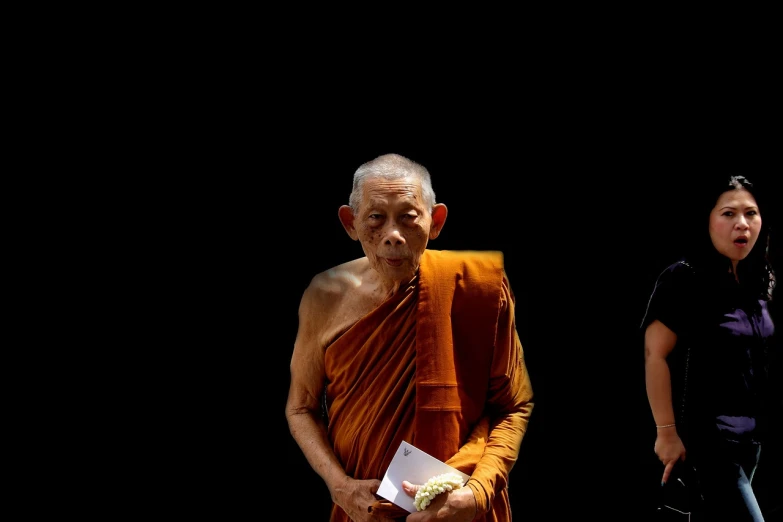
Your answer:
[324,250,534,521]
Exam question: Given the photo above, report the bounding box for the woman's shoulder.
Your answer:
[648,259,705,301]
[641,259,702,330]
[657,259,697,281]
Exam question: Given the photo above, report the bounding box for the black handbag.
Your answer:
[656,462,703,521]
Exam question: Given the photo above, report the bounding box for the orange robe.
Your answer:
[324,250,534,521]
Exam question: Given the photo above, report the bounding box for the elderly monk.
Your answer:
[285,153,534,522]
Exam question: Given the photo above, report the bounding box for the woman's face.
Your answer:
[708,188,762,264]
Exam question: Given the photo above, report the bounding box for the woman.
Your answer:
[641,175,776,521]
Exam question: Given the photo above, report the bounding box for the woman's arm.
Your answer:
[644,319,686,484]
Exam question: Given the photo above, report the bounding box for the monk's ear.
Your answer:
[428,203,448,239]
[338,205,359,241]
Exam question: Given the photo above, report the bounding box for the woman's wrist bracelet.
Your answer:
[413,472,466,511]
[656,423,676,429]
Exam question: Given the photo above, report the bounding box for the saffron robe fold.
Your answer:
[324,250,534,521]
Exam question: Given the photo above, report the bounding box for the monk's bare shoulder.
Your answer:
[304,258,371,305]
[298,258,379,347]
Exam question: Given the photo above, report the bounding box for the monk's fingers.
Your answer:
[401,480,420,497]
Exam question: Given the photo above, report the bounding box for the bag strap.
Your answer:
[678,339,690,430]
[673,262,704,504]
[675,261,694,435]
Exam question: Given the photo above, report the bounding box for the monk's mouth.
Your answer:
[385,258,403,267]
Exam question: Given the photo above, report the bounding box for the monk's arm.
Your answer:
[466,275,534,515]
[285,283,347,493]
[285,280,382,522]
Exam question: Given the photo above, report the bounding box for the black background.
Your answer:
[138,111,781,521]
[264,134,781,520]
[44,25,783,521]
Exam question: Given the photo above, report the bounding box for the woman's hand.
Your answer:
[654,429,686,484]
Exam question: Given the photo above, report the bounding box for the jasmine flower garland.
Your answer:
[413,472,466,511]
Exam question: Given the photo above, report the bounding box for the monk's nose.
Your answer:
[383,227,406,246]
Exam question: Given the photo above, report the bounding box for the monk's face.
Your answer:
[354,175,437,284]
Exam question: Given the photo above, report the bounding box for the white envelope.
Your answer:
[376,440,471,513]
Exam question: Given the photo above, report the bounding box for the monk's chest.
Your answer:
[322,290,390,345]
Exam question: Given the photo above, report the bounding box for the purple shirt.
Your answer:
[642,260,775,444]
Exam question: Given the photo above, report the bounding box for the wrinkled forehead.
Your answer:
[360,175,426,206]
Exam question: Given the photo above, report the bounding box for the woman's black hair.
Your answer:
[684,174,776,301]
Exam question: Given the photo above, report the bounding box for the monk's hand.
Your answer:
[401,480,477,521]
[330,476,385,522]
